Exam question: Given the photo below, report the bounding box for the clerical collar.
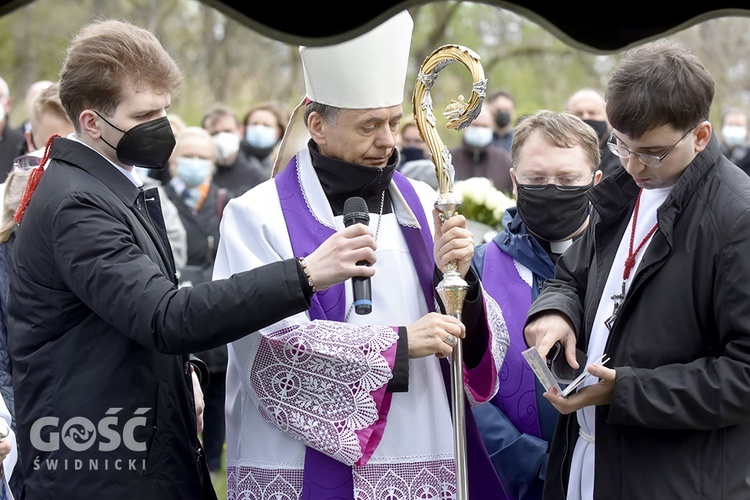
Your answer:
[309,141,398,216]
[549,239,574,254]
[537,235,576,263]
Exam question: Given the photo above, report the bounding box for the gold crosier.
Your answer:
[413,44,486,500]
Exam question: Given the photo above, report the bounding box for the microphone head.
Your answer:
[343,196,370,227]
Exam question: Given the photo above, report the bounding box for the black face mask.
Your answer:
[399,146,426,163]
[95,112,176,170]
[516,183,593,242]
[494,110,512,129]
[583,119,609,142]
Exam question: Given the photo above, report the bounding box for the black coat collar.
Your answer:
[49,136,141,207]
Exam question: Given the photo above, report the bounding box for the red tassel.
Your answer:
[14,134,59,224]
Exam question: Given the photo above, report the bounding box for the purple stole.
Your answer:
[482,242,541,438]
[275,156,502,499]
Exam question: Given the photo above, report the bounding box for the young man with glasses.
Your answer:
[524,39,750,499]
[470,110,602,499]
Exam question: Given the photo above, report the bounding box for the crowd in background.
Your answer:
[1,13,750,499]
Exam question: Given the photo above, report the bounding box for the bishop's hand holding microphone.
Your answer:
[343,196,373,314]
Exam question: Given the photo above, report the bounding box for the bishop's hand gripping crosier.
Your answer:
[413,43,487,500]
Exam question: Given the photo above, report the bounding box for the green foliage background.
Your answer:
[0,0,621,134]
[2,1,748,135]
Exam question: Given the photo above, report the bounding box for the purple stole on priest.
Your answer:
[481,242,542,438]
[275,155,502,499]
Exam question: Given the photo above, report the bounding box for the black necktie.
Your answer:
[135,186,176,277]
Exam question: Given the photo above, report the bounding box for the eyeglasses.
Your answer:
[607,127,695,168]
[515,173,595,191]
[12,155,42,171]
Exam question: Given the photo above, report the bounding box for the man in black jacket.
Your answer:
[525,39,750,499]
[7,19,377,499]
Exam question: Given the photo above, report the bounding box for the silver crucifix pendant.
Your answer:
[604,281,627,331]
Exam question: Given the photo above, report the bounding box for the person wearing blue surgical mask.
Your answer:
[240,101,289,178]
[165,126,233,279]
[168,127,218,213]
[245,124,277,149]
[450,106,514,193]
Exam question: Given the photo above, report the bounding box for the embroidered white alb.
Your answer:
[250,319,398,465]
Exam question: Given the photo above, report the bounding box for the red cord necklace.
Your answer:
[604,189,659,330]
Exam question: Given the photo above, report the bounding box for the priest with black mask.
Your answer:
[470,110,602,500]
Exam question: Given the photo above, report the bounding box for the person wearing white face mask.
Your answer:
[201,103,265,197]
[449,106,514,193]
[720,107,750,175]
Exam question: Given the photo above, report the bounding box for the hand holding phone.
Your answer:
[522,346,609,397]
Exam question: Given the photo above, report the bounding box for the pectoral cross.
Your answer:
[604,189,660,332]
[604,280,626,331]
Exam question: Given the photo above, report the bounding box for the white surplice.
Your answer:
[213,148,508,499]
[567,186,671,500]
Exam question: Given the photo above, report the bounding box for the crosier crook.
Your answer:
[412,43,487,500]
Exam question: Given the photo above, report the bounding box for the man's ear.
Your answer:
[307,112,326,146]
[79,109,101,139]
[694,120,712,153]
[593,169,603,185]
[509,167,518,199]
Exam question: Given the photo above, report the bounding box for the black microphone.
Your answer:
[343,196,372,315]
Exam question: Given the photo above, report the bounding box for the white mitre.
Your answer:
[272,10,414,176]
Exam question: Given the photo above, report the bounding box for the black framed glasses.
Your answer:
[607,126,696,168]
[515,172,595,191]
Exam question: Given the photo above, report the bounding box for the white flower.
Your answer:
[451,176,515,228]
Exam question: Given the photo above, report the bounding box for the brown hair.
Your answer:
[511,110,601,171]
[59,19,183,131]
[605,39,714,139]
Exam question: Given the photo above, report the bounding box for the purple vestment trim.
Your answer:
[391,171,435,307]
[482,241,541,438]
[275,159,436,499]
[392,172,505,500]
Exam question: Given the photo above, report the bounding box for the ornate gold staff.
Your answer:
[413,44,486,500]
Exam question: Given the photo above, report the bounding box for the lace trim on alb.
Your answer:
[227,458,456,500]
[250,320,398,465]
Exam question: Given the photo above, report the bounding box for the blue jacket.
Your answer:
[471,207,558,500]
